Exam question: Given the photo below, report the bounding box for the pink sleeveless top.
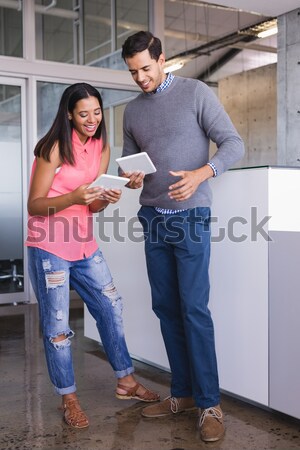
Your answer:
[25,130,103,261]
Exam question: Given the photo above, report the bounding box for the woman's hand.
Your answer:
[71,185,122,209]
[70,184,103,206]
[99,188,122,204]
[88,188,122,213]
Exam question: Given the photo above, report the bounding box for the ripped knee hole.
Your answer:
[52,334,67,342]
[45,271,66,289]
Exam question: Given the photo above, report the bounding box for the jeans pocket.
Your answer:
[187,207,211,225]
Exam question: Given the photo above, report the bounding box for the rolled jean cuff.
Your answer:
[55,383,77,396]
[197,396,221,409]
[115,367,135,378]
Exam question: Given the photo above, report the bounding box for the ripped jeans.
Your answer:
[27,247,134,395]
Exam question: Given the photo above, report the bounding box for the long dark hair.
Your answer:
[34,83,107,165]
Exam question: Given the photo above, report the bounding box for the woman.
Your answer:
[25,83,159,429]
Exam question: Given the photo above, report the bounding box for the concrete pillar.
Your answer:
[277,8,300,166]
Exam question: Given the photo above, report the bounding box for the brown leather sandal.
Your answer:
[62,398,89,429]
[115,382,160,402]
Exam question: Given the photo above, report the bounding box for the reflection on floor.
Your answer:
[0,303,300,450]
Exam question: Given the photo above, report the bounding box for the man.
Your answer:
[120,31,244,442]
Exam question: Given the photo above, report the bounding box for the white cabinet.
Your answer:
[209,168,269,406]
[269,231,300,419]
[210,167,300,417]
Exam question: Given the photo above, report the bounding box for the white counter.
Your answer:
[84,166,300,419]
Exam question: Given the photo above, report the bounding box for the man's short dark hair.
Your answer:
[121,31,162,61]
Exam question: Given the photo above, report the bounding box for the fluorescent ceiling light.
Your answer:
[239,18,278,39]
[164,61,184,73]
[257,26,278,38]
[164,56,193,73]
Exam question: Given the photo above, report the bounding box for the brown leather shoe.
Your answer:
[198,405,225,442]
[63,398,89,429]
[142,396,196,418]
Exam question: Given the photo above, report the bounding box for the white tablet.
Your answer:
[88,174,130,189]
[116,152,156,175]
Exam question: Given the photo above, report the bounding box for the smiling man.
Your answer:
[127,49,166,93]
[120,31,245,443]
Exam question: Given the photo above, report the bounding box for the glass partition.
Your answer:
[35,0,148,68]
[35,0,75,63]
[84,0,112,65]
[116,0,148,50]
[37,82,69,138]
[0,1,22,57]
[0,82,24,298]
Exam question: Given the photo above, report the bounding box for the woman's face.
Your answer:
[69,95,102,143]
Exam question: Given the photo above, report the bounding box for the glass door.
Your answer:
[0,77,28,304]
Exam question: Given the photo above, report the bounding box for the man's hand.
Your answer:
[168,165,214,201]
[123,171,145,189]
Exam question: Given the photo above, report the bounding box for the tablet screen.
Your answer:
[116,152,156,175]
[88,174,130,189]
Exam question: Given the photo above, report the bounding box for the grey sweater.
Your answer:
[122,76,245,209]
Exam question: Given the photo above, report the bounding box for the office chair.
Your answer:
[0,259,23,288]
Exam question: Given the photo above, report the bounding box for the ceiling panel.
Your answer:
[203,0,300,17]
[164,0,279,82]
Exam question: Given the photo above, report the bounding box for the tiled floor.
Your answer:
[0,303,299,450]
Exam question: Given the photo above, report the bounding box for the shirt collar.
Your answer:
[149,72,175,95]
[72,129,91,154]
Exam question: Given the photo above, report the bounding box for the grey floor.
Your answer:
[1,302,300,450]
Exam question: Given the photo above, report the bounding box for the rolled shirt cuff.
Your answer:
[207,161,218,177]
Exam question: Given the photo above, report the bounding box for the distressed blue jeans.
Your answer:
[137,206,220,409]
[28,247,134,395]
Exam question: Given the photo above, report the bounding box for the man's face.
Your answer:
[125,49,166,93]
